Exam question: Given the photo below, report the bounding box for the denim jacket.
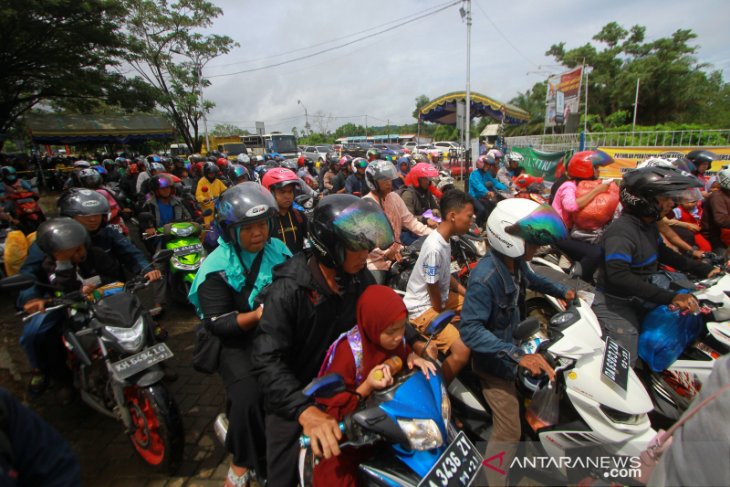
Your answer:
[459,250,568,381]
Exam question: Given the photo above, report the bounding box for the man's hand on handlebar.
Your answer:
[707,267,722,278]
[145,270,162,282]
[23,298,47,315]
[144,227,156,237]
[298,406,342,459]
[518,354,555,381]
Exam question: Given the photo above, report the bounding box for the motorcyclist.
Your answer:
[332,155,352,194]
[496,151,524,189]
[459,199,574,487]
[344,158,368,196]
[362,160,431,283]
[17,218,125,401]
[321,154,340,193]
[135,158,163,195]
[261,168,307,254]
[392,157,410,191]
[0,166,37,225]
[140,174,194,250]
[700,168,730,250]
[250,195,394,486]
[469,150,508,227]
[366,148,380,163]
[399,162,440,229]
[196,163,227,228]
[188,183,292,487]
[228,163,250,185]
[593,166,720,365]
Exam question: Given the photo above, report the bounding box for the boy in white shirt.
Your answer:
[404,189,474,382]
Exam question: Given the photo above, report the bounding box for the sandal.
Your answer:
[27,369,48,396]
[225,467,252,487]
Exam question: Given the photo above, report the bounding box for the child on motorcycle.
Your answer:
[313,285,436,487]
[262,168,308,254]
[195,163,227,228]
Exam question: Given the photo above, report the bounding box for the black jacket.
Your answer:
[271,208,307,254]
[251,253,375,420]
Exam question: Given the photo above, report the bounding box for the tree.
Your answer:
[313,110,334,135]
[506,82,548,135]
[412,95,431,120]
[210,123,248,137]
[122,0,237,153]
[547,22,730,126]
[0,0,147,149]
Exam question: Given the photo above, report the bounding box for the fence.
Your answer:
[505,129,730,152]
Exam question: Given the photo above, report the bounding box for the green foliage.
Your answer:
[298,133,330,145]
[506,82,548,135]
[605,110,630,128]
[122,0,237,153]
[413,95,430,120]
[210,123,249,137]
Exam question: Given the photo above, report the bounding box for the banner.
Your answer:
[511,147,570,182]
[597,147,730,179]
[545,66,583,129]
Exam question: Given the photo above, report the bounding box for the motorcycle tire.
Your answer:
[125,383,185,474]
[525,297,557,334]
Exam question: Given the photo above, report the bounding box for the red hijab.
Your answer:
[356,285,409,377]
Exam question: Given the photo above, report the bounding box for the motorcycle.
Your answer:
[0,251,184,473]
[142,219,206,305]
[298,312,485,487]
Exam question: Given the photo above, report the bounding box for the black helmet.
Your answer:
[309,194,394,268]
[57,188,110,225]
[214,182,278,243]
[36,217,89,256]
[620,166,702,220]
[685,149,717,169]
[150,174,175,193]
[203,163,220,179]
[78,168,102,189]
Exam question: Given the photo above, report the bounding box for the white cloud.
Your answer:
[201,0,730,133]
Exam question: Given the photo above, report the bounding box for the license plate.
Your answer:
[111,343,174,380]
[419,431,483,487]
[450,260,461,274]
[173,244,202,255]
[601,336,630,391]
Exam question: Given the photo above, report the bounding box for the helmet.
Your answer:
[73,160,91,169]
[505,152,524,165]
[216,157,229,169]
[366,148,381,161]
[214,182,278,243]
[686,149,717,169]
[636,157,673,169]
[365,160,398,192]
[338,155,352,168]
[567,151,598,179]
[486,149,503,165]
[147,154,161,163]
[620,166,703,220]
[262,167,300,192]
[486,199,567,258]
[253,155,265,164]
[309,194,395,268]
[228,164,249,182]
[237,153,251,165]
[148,162,164,174]
[281,159,299,171]
[717,168,730,191]
[102,159,115,169]
[150,174,175,193]
[1,166,17,183]
[58,188,110,221]
[91,164,107,176]
[36,217,89,256]
[326,151,340,165]
[352,158,368,170]
[78,168,102,189]
[114,157,127,168]
[189,153,205,163]
[409,162,439,180]
[203,163,220,179]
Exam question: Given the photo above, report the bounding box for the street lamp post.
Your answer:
[298,100,311,136]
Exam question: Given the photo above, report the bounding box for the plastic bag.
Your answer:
[3,230,30,276]
[525,382,560,431]
[573,180,619,231]
[639,304,703,372]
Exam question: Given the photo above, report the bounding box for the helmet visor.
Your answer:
[333,199,394,251]
[506,204,567,245]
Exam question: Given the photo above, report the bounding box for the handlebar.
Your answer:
[299,422,346,448]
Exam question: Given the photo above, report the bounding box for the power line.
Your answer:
[208,0,461,78]
[473,0,539,68]
[207,0,458,70]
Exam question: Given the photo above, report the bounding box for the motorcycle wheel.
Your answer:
[525,297,556,334]
[125,383,184,474]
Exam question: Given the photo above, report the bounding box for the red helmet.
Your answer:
[216,157,229,169]
[298,155,306,167]
[262,167,300,192]
[567,151,597,179]
[407,162,439,187]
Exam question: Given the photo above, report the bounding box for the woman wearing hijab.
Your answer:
[313,285,436,486]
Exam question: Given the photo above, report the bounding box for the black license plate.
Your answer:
[601,336,630,391]
[419,431,483,487]
[111,343,174,380]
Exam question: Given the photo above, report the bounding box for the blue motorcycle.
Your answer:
[300,312,484,487]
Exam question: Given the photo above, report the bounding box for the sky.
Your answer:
[200,0,730,134]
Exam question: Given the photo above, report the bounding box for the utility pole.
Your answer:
[463,0,472,165]
[632,78,640,132]
[297,100,310,136]
[198,63,210,153]
[365,114,368,137]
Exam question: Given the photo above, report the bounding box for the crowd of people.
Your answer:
[1,145,729,486]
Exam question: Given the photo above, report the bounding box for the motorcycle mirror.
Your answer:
[0,273,36,291]
[512,316,541,342]
[151,249,174,263]
[302,373,346,399]
[428,310,456,337]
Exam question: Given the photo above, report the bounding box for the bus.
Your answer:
[240,133,298,159]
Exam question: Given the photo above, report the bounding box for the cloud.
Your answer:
[202,0,730,133]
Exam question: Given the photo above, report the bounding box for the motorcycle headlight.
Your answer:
[550,311,576,327]
[441,383,451,425]
[105,316,145,353]
[397,419,443,450]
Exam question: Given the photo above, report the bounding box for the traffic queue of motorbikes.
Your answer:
[1,147,728,486]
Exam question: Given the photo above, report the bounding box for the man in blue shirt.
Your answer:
[469,150,507,227]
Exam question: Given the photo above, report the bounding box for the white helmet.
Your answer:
[717,168,730,191]
[636,157,672,169]
[486,199,568,258]
[505,152,524,165]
